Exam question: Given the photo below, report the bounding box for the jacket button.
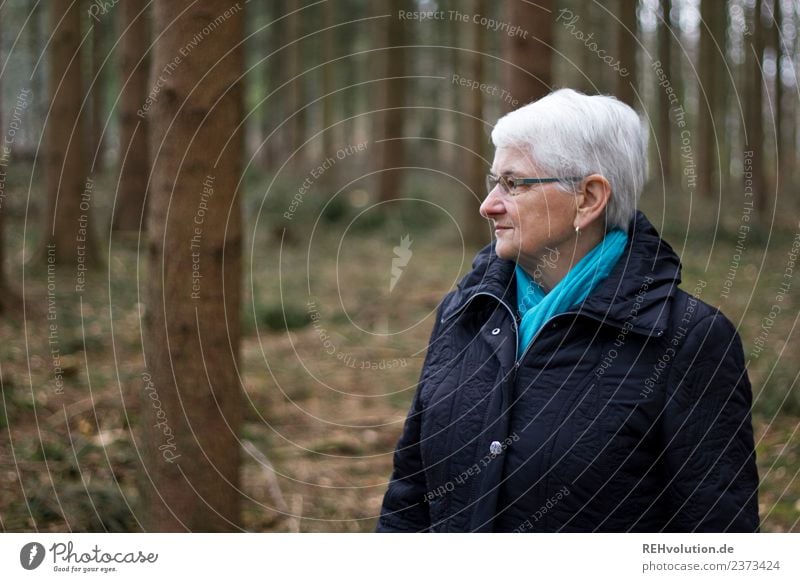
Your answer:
[489,440,503,455]
[491,328,501,335]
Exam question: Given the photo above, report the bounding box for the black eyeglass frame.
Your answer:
[485,174,584,196]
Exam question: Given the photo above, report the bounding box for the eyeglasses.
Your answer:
[485,174,584,197]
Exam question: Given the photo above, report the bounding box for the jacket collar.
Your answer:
[441,211,682,336]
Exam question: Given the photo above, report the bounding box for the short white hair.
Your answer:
[490,88,648,232]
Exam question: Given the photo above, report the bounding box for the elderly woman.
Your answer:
[376,89,759,532]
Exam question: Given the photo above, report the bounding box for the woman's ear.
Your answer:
[575,174,611,229]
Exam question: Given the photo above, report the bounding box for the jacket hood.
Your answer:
[441,211,683,336]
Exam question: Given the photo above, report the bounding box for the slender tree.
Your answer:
[90,15,108,170]
[143,0,244,531]
[369,0,385,182]
[789,0,798,188]
[504,0,553,107]
[770,0,786,193]
[322,0,336,159]
[437,0,459,172]
[657,0,674,186]
[670,0,686,115]
[285,0,305,164]
[376,0,406,203]
[338,6,358,164]
[789,0,798,189]
[26,2,43,154]
[744,0,767,216]
[464,0,489,248]
[111,0,150,233]
[259,2,287,168]
[38,0,97,266]
[698,0,727,198]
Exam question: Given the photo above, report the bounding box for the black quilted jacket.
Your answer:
[377,211,760,532]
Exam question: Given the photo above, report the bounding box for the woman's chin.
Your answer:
[493,240,516,260]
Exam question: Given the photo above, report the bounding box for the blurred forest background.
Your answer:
[0,0,798,532]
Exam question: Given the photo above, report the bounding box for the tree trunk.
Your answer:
[575,0,613,95]
[504,0,553,108]
[771,0,785,193]
[339,16,357,165]
[657,0,673,187]
[376,0,406,203]
[26,2,43,155]
[38,0,97,267]
[717,4,733,194]
[322,0,336,159]
[698,0,712,198]
[90,16,108,170]
[259,1,278,167]
[789,0,797,189]
[437,0,458,173]
[572,0,593,93]
[464,0,489,248]
[111,0,150,233]
[698,0,726,198]
[142,0,244,532]
[616,0,638,108]
[0,20,23,314]
[670,0,686,117]
[285,0,305,165]
[744,0,767,217]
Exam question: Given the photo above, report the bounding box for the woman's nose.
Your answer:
[479,189,506,219]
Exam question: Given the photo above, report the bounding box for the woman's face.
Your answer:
[480,146,579,272]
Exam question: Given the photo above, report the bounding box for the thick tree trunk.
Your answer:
[38,0,97,267]
[111,0,150,233]
[142,0,244,532]
[504,0,553,107]
[0,22,23,314]
[575,0,613,95]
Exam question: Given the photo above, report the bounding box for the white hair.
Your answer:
[490,88,648,233]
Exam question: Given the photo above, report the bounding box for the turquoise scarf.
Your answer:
[515,228,628,356]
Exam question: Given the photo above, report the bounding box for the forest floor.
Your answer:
[1,180,799,532]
